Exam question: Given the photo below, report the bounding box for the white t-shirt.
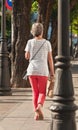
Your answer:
[25,38,52,76]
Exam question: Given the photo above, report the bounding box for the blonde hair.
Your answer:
[31,23,43,37]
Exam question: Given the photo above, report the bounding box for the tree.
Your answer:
[11,0,32,88]
[11,0,78,88]
[37,0,53,38]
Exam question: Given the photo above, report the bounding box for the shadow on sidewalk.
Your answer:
[71,64,78,74]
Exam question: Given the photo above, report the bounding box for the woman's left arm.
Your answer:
[48,51,54,77]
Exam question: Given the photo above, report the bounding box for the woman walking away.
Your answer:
[24,23,54,120]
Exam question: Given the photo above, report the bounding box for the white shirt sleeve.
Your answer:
[48,41,52,52]
[24,40,31,52]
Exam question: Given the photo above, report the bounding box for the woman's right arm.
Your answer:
[25,51,30,60]
[25,40,30,60]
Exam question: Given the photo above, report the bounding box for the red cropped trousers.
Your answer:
[29,75,48,111]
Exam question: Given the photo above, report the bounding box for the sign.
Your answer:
[5,0,12,10]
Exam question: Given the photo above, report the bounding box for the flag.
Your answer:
[5,0,12,10]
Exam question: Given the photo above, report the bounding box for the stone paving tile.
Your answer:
[20,118,51,130]
[6,102,33,118]
[0,99,52,130]
[0,104,17,117]
[0,118,26,130]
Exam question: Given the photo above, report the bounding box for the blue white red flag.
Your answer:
[5,0,12,10]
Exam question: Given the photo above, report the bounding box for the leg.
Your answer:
[38,76,48,106]
[29,76,39,111]
[36,76,48,120]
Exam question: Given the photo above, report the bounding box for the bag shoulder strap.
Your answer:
[31,40,46,60]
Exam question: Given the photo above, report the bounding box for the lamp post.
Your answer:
[50,0,77,130]
[0,0,12,95]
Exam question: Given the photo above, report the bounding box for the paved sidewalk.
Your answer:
[0,89,78,130]
[0,58,78,130]
[0,91,52,130]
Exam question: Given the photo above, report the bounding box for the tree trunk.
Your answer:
[11,0,32,88]
[70,0,78,10]
[37,0,53,38]
[50,19,58,59]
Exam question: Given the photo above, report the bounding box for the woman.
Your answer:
[25,23,54,120]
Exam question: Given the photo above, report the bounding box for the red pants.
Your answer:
[29,75,48,111]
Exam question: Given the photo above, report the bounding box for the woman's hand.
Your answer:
[50,75,55,81]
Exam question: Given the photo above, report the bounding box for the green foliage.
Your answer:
[6,11,11,38]
[0,7,11,38]
[70,3,78,35]
[71,3,78,21]
[51,1,57,19]
[72,19,78,34]
[31,1,38,13]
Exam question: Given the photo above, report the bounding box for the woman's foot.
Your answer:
[34,109,44,120]
[34,111,39,120]
[34,104,44,120]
